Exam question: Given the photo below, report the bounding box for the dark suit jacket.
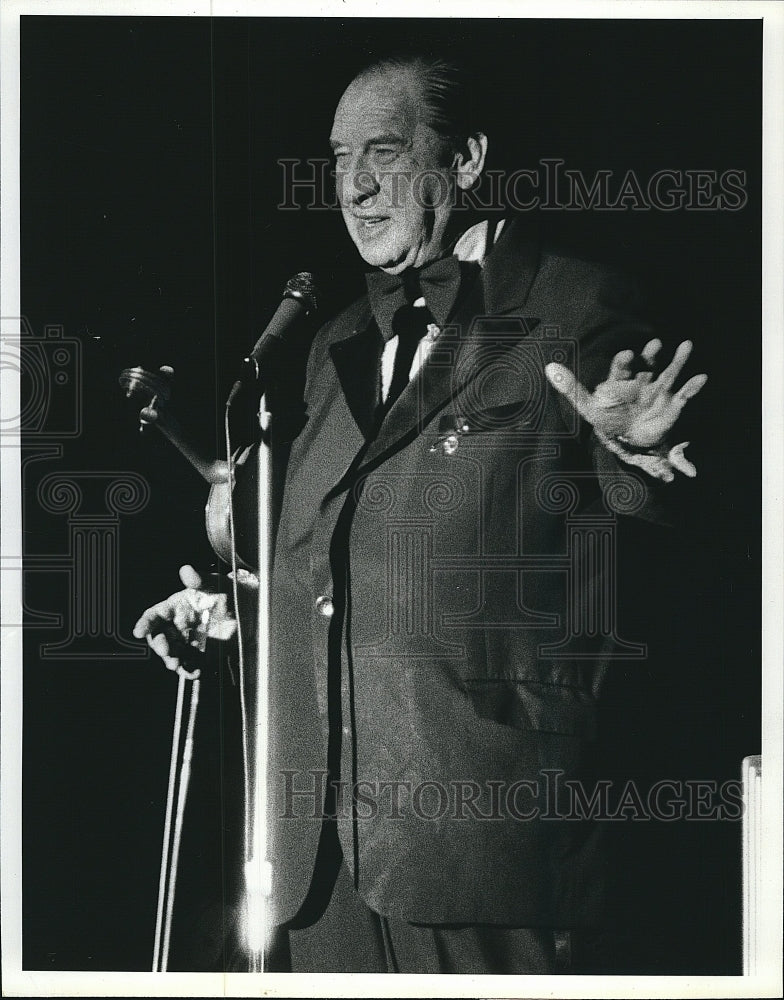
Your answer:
[266,217,674,932]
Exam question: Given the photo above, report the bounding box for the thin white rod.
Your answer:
[160,674,201,972]
[152,669,186,972]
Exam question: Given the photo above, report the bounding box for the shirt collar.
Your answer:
[452,217,508,266]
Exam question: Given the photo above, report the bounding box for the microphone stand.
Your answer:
[236,394,273,972]
[123,275,316,972]
[133,370,273,973]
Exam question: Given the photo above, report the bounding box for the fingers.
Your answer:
[641,338,663,367]
[668,442,697,478]
[608,349,635,381]
[179,564,203,589]
[635,339,661,384]
[133,600,176,639]
[133,597,199,641]
[135,566,227,674]
[146,621,206,672]
[133,565,206,639]
[133,596,197,645]
[147,632,181,672]
[148,632,168,658]
[545,363,596,423]
[655,340,693,392]
[675,372,708,403]
[608,341,662,383]
[132,614,150,640]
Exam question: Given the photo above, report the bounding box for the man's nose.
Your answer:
[346,159,380,204]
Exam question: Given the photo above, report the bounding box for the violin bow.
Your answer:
[152,658,202,972]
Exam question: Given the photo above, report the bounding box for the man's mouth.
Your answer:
[354,215,390,231]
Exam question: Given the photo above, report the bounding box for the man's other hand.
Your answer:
[545,339,708,481]
[133,565,237,672]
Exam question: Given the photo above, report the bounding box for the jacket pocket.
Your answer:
[437,400,539,436]
[462,677,598,739]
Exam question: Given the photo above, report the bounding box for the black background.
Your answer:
[20,16,760,971]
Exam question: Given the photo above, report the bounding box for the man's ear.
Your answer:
[454,133,488,190]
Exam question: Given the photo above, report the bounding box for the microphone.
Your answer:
[228,272,317,405]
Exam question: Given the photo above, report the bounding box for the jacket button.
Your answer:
[315,595,334,618]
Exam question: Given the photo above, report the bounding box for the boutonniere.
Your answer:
[429,413,472,455]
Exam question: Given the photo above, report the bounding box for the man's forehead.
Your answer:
[330,74,420,142]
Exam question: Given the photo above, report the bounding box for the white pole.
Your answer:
[240,401,273,970]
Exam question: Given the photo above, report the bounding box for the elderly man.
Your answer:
[135,55,706,974]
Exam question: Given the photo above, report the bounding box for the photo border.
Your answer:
[1,1,781,996]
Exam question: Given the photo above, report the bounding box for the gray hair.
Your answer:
[354,54,476,154]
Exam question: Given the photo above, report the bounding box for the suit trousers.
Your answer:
[273,851,571,974]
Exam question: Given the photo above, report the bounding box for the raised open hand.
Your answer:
[545,339,708,482]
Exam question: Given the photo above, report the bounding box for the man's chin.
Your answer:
[354,231,447,273]
[358,245,410,271]
[352,231,416,272]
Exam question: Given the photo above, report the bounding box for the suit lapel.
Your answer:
[328,314,383,441]
[353,217,543,473]
[356,266,486,470]
[482,214,540,315]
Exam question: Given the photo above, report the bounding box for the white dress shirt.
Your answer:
[379,218,507,402]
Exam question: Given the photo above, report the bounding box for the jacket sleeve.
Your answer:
[556,265,698,528]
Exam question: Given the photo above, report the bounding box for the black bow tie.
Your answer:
[365,255,477,343]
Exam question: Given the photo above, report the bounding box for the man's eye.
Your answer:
[373,148,398,165]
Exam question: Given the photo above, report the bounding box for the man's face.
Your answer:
[330,71,456,274]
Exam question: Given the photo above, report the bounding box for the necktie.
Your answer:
[382,298,435,409]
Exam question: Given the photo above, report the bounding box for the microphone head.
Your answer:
[283,272,317,313]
